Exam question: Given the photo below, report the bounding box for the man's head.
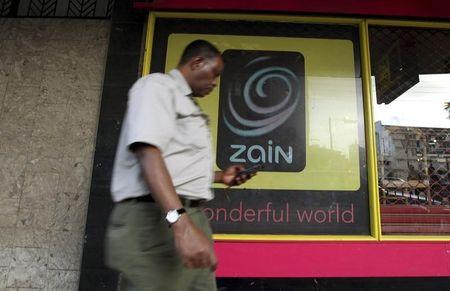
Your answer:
[178,40,224,97]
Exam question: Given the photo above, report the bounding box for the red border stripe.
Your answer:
[215,242,450,277]
[133,0,450,20]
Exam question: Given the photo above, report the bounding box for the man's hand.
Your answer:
[172,214,217,271]
[215,165,256,186]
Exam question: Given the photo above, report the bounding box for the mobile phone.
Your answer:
[237,164,263,176]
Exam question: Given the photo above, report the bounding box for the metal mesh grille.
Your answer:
[370,27,450,74]
[27,0,57,17]
[370,27,450,105]
[377,126,449,206]
[5,0,113,18]
[67,0,96,17]
[370,26,450,235]
[0,0,12,16]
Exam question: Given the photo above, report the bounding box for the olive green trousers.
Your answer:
[105,200,217,291]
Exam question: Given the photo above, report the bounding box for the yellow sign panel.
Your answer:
[165,33,361,191]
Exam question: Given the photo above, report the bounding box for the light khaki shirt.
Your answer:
[111,69,214,202]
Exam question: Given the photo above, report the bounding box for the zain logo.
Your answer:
[223,59,301,137]
[217,50,306,172]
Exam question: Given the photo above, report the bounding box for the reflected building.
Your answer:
[375,121,450,205]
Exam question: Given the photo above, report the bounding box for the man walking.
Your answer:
[105,40,253,291]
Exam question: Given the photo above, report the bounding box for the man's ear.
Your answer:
[189,56,205,71]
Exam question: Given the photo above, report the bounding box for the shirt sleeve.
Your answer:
[126,79,176,151]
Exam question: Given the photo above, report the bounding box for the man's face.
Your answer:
[189,55,224,97]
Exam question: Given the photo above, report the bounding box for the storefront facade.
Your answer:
[77,0,450,290]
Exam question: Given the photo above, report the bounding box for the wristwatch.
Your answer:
[165,208,186,226]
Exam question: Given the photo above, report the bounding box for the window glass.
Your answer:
[369,26,450,235]
[149,19,370,236]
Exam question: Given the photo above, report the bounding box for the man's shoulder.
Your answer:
[134,72,175,89]
[128,72,177,103]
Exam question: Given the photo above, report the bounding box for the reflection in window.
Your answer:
[370,26,450,235]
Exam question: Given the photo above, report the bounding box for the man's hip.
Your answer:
[104,199,216,291]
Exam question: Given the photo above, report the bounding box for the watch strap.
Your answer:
[176,208,186,215]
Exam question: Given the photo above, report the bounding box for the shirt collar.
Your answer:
[169,69,193,96]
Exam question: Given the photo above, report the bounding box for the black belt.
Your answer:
[120,194,205,207]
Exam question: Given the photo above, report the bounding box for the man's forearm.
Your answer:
[134,144,183,212]
[135,144,216,269]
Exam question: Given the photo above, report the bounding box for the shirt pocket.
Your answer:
[176,115,209,149]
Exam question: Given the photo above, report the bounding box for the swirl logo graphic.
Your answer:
[217,50,306,172]
[223,62,301,137]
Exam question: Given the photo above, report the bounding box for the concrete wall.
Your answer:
[0,18,110,290]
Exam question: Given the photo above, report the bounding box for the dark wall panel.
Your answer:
[78,1,145,290]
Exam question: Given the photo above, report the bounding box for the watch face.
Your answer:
[166,210,179,223]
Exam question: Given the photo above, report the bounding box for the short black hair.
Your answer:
[178,40,221,65]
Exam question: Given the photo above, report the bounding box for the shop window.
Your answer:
[146,16,370,237]
[369,26,450,235]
